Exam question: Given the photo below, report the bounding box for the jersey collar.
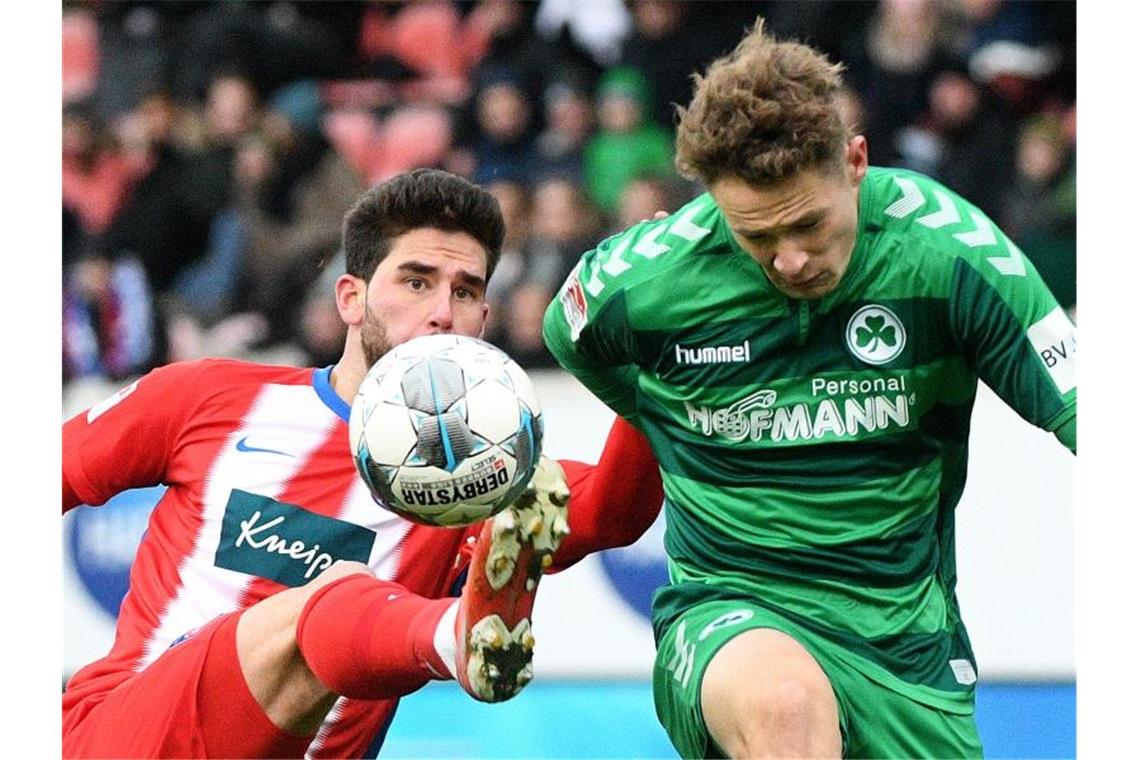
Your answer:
[313,366,351,422]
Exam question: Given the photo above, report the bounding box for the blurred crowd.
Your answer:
[61,0,1076,385]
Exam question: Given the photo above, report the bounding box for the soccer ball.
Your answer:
[349,334,544,527]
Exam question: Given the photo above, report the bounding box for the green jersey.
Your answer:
[543,166,1076,711]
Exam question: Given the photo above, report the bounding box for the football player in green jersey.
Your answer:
[543,18,1075,760]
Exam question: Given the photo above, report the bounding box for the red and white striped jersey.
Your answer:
[63,359,477,758]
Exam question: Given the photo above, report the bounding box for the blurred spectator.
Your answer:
[998,114,1075,312]
[527,177,603,291]
[895,64,1016,219]
[324,104,455,185]
[502,283,560,369]
[62,104,143,237]
[63,207,85,269]
[230,81,365,342]
[942,0,1043,57]
[100,73,261,301]
[63,253,166,383]
[470,68,538,184]
[469,0,600,106]
[614,174,694,234]
[617,0,756,130]
[498,178,603,367]
[844,0,946,166]
[355,0,489,104]
[59,0,1075,378]
[169,1,361,100]
[534,0,632,67]
[297,258,349,368]
[80,1,197,121]
[533,74,596,181]
[942,1,1075,115]
[582,67,673,216]
[203,71,262,145]
[62,5,100,104]
[95,90,206,303]
[759,0,876,63]
[617,0,692,129]
[483,179,533,346]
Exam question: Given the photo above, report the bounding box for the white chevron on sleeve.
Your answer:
[918,190,961,229]
[632,224,671,258]
[601,238,633,277]
[884,177,925,218]
[668,206,712,241]
[952,211,997,248]
[987,238,1027,277]
[584,257,605,296]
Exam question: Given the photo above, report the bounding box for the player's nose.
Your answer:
[427,290,455,330]
[771,245,810,280]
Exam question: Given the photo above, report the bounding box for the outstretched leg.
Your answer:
[454,465,571,701]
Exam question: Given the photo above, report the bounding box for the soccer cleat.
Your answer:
[454,457,571,702]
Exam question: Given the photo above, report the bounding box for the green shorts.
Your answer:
[652,598,983,759]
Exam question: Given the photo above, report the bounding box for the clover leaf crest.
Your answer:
[855,314,897,351]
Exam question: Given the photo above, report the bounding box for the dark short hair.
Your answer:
[342,169,506,282]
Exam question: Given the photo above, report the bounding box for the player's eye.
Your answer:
[406,277,427,291]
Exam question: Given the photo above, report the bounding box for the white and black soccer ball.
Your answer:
[349,334,543,527]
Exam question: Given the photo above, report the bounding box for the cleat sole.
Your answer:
[464,615,537,702]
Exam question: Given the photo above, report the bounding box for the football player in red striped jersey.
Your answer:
[63,169,663,759]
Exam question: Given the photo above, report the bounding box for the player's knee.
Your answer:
[258,561,374,624]
[726,677,835,756]
[306,560,374,592]
[751,677,818,731]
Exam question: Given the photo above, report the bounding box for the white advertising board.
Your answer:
[64,370,1074,680]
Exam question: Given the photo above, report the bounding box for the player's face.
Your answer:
[360,228,490,367]
[711,137,868,300]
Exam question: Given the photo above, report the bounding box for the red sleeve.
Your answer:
[549,416,663,572]
[63,362,208,512]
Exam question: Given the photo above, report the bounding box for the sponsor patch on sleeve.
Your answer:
[558,268,589,342]
[1027,307,1076,394]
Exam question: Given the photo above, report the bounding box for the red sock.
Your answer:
[295,574,455,700]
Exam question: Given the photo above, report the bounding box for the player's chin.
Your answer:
[778,276,833,300]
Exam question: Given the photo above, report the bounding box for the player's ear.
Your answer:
[478,302,490,338]
[845,135,868,186]
[335,274,368,326]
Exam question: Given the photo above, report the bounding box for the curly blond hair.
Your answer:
[675,19,850,187]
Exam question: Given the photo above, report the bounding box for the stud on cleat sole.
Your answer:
[464,615,538,702]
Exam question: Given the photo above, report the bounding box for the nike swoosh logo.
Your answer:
[235,436,293,457]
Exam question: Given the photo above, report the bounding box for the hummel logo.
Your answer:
[674,339,751,366]
[235,436,293,457]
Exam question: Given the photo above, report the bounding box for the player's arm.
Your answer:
[946,203,1076,453]
[542,244,643,421]
[539,229,666,568]
[549,416,663,572]
[63,361,208,512]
